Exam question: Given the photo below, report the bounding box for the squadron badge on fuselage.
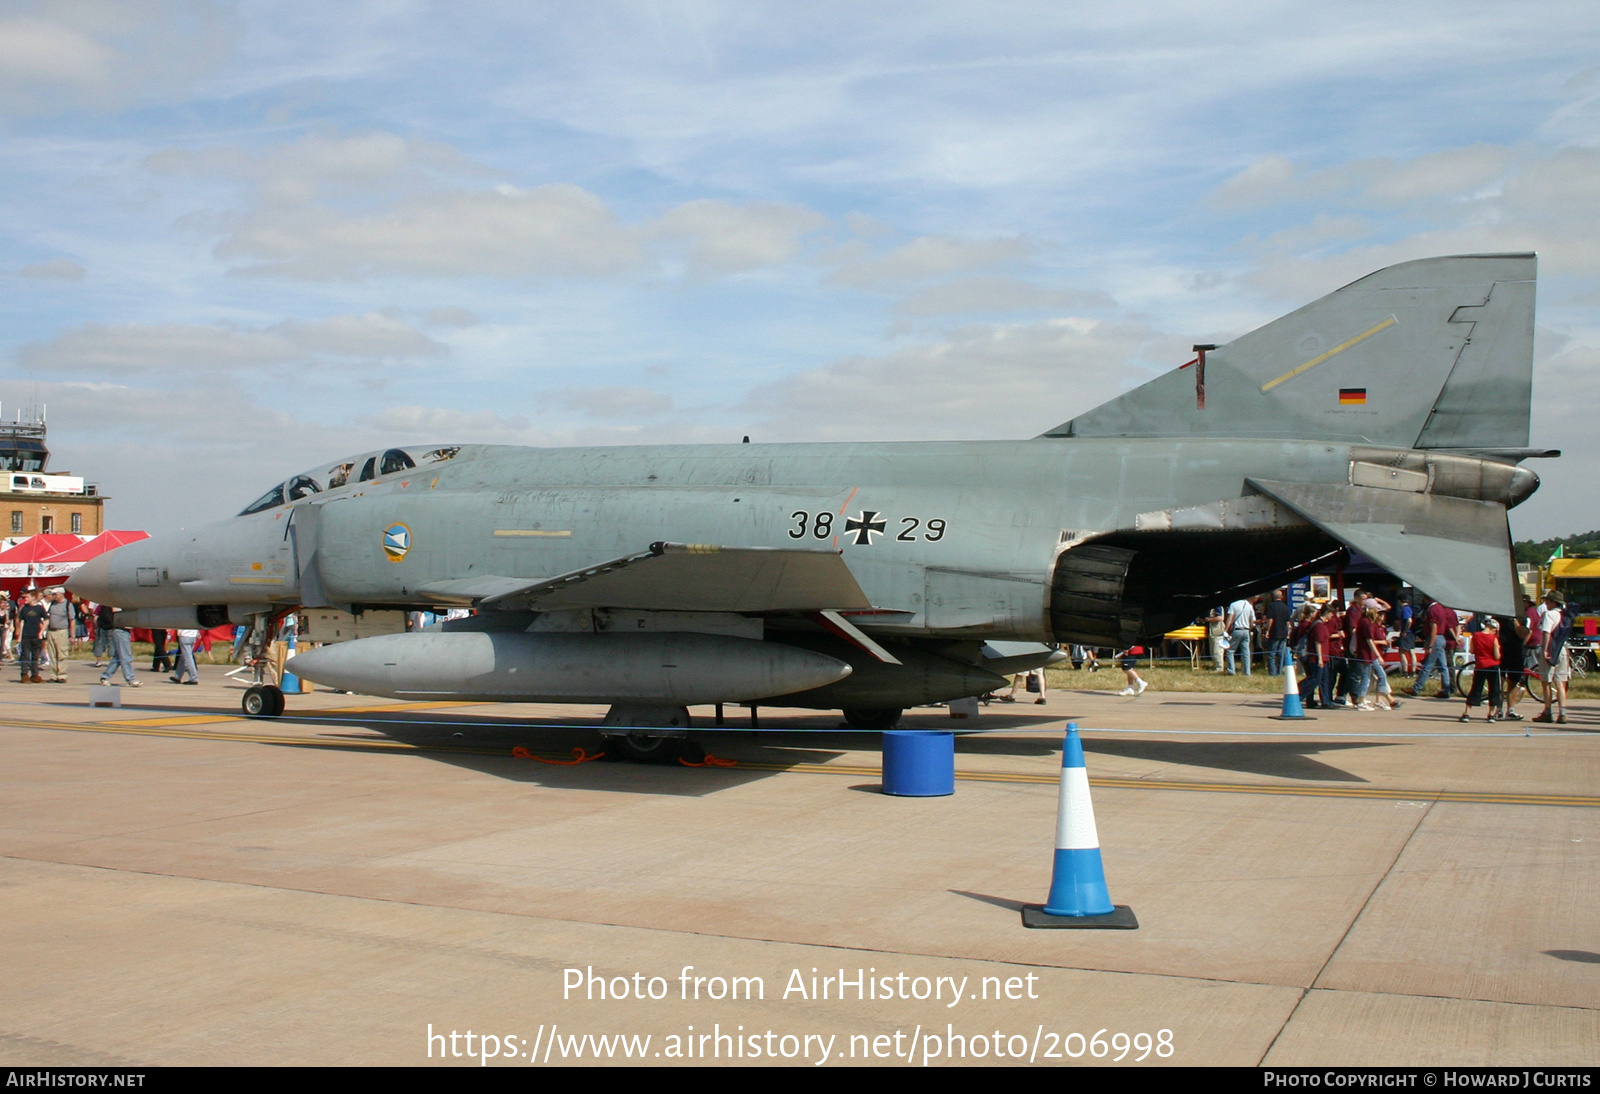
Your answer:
[383,522,411,562]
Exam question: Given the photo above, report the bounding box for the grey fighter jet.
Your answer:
[70,253,1548,757]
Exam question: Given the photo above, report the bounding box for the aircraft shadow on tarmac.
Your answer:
[1543,949,1600,964]
[293,716,853,796]
[1080,738,1395,783]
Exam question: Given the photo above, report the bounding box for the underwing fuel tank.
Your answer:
[288,631,853,704]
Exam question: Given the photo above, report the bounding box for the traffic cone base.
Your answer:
[1022,903,1139,929]
[1270,659,1312,721]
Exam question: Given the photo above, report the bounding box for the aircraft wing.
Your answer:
[417,541,873,613]
[1247,478,1518,615]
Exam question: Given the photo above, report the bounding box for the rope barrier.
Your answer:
[679,753,737,767]
[512,745,606,764]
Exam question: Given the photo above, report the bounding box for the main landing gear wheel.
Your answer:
[242,684,284,717]
[604,734,685,764]
[842,708,904,730]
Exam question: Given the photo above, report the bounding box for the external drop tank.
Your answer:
[287,630,854,705]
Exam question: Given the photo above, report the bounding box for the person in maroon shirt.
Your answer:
[1299,605,1340,709]
[1411,598,1461,698]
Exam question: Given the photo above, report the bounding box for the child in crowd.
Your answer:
[1116,645,1148,696]
[1459,617,1503,722]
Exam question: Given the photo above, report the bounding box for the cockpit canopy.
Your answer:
[238,445,462,516]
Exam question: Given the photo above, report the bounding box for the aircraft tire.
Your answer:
[242,684,285,718]
[841,707,903,730]
[608,734,682,764]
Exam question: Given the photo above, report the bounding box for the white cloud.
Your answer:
[150,131,833,281]
[0,0,237,113]
[895,276,1114,316]
[558,386,674,419]
[210,184,647,281]
[1203,144,1600,300]
[828,235,1031,287]
[14,313,444,374]
[422,306,480,327]
[146,131,474,204]
[18,259,86,280]
[653,199,826,274]
[1211,145,1515,211]
[746,317,1180,441]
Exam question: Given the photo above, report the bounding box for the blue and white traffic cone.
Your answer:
[1271,659,1309,720]
[1022,722,1138,929]
[280,631,301,695]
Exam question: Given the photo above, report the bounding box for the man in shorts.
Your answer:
[1534,590,1571,724]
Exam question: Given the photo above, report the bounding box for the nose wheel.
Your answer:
[242,684,285,717]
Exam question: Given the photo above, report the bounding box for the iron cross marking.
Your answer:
[844,510,887,545]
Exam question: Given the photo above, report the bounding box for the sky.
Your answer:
[1,0,1598,539]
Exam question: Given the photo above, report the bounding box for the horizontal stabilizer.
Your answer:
[420,542,872,613]
[1247,478,1517,615]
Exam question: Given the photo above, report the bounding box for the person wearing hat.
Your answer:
[44,588,71,683]
[1534,589,1571,724]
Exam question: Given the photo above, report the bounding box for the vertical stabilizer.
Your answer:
[1045,254,1536,450]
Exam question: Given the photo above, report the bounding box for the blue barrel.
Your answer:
[881,730,955,796]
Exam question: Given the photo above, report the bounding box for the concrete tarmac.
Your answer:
[0,665,1596,1067]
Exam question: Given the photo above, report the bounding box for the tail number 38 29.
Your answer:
[787,509,946,545]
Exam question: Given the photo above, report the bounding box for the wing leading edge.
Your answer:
[417,541,873,613]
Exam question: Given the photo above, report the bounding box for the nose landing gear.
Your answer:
[242,684,285,717]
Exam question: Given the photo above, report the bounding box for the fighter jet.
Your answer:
[70,253,1548,759]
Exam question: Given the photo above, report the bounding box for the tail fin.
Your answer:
[1045,253,1536,452]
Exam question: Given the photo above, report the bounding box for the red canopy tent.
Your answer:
[47,529,150,564]
[0,530,150,596]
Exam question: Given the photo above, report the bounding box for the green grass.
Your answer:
[1044,661,1600,700]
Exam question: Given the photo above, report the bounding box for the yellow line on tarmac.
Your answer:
[297,701,491,716]
[0,714,511,756]
[102,714,243,727]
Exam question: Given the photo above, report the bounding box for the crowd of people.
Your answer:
[1197,585,1577,722]
[1031,584,1581,722]
[0,586,217,688]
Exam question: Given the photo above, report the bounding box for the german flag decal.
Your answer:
[1338,388,1367,405]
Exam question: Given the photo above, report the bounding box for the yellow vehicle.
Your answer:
[1529,557,1600,673]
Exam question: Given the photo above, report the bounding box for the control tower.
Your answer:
[0,406,105,539]
[0,405,49,472]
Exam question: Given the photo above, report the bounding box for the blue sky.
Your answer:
[2,1,1598,537]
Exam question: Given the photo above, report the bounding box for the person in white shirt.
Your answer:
[1534,590,1570,724]
[1225,596,1257,675]
[171,627,201,684]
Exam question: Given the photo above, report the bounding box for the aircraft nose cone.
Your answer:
[67,553,114,604]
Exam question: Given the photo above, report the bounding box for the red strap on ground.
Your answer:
[679,753,737,768]
[512,746,606,764]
